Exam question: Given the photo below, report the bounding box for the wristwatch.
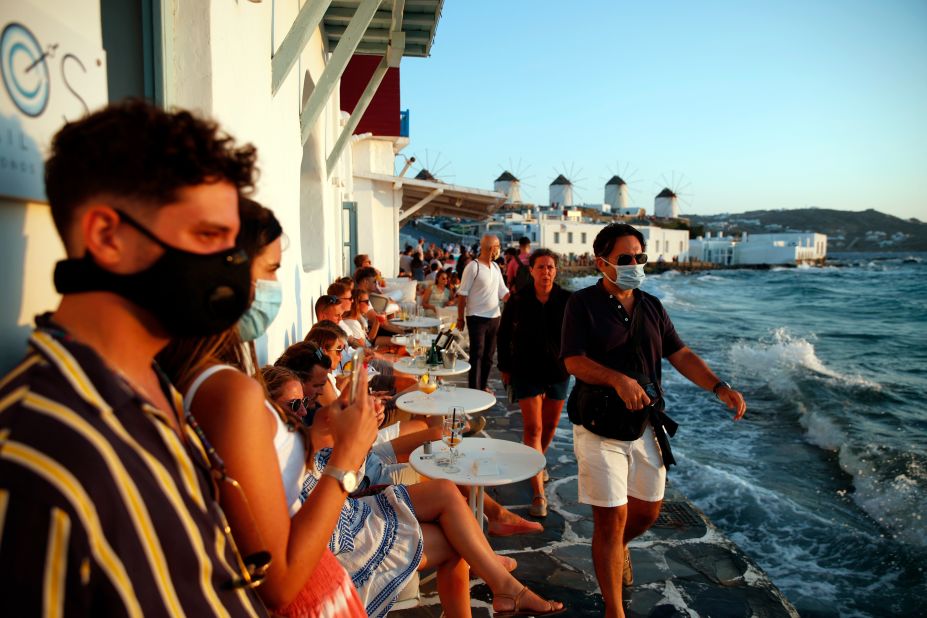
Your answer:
[323,466,359,493]
[712,381,732,396]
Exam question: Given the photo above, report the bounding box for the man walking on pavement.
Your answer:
[457,234,509,391]
[561,223,747,618]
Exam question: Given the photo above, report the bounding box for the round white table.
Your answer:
[393,356,470,377]
[395,388,495,417]
[390,316,442,329]
[410,438,546,531]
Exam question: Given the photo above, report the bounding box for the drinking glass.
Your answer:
[439,411,465,473]
[419,373,438,399]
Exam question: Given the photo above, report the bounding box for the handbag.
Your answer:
[567,372,661,441]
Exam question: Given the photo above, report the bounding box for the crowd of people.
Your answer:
[0,99,748,618]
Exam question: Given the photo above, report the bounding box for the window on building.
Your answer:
[679,241,684,251]
[568,232,573,243]
[581,232,587,244]
[553,232,560,244]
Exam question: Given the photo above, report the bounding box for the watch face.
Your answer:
[342,471,358,492]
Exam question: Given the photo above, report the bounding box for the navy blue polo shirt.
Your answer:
[560,279,685,385]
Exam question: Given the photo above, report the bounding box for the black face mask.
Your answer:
[54,210,252,338]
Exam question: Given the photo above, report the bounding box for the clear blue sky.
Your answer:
[400,0,927,219]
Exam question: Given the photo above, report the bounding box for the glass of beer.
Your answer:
[439,411,465,473]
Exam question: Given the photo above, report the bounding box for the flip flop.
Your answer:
[493,586,566,617]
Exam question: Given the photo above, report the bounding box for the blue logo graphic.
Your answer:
[1,22,50,117]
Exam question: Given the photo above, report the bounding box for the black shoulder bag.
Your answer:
[566,296,679,465]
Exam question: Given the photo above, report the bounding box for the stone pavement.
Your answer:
[392,372,799,617]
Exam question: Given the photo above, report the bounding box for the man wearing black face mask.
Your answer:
[561,223,747,618]
[0,101,268,615]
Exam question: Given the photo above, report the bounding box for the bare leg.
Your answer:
[539,397,564,454]
[624,496,661,544]
[470,487,543,535]
[519,395,544,498]
[592,505,627,618]
[406,481,563,613]
[522,395,565,499]
[418,523,471,618]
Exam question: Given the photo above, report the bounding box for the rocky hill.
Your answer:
[687,208,927,252]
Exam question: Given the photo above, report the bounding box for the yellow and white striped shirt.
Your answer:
[0,318,267,617]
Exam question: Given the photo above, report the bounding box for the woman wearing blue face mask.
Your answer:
[237,198,284,343]
[159,200,378,617]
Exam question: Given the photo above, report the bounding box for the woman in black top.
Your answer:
[497,249,572,518]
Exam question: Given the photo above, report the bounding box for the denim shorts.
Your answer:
[510,377,570,401]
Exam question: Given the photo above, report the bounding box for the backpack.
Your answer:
[512,259,533,291]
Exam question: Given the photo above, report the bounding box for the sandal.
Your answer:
[529,495,548,518]
[494,585,565,617]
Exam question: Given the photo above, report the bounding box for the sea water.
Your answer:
[567,253,927,617]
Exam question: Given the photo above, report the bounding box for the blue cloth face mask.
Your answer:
[601,259,646,290]
[238,279,282,341]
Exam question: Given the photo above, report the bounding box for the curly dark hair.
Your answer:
[45,98,258,240]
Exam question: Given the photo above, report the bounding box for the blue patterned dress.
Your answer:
[301,449,423,618]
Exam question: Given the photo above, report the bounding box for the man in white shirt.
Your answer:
[457,234,510,391]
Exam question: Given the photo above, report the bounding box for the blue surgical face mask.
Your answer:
[601,259,646,290]
[238,279,282,341]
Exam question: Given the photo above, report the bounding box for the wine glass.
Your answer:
[439,411,465,473]
[419,372,438,400]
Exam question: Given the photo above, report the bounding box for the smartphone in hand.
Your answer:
[345,348,366,404]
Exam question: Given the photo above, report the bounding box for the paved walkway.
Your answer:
[393,371,798,617]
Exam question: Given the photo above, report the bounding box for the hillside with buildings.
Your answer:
[688,208,927,252]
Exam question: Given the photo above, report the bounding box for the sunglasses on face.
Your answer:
[612,253,648,266]
[286,397,311,412]
[358,299,370,305]
[328,346,345,354]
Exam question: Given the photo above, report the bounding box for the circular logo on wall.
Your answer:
[1,22,50,117]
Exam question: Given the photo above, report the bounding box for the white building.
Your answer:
[537,217,689,261]
[689,232,827,265]
[0,0,502,372]
[654,187,679,218]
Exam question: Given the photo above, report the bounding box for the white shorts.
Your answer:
[573,423,666,507]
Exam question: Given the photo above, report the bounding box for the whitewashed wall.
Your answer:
[0,0,373,370]
[175,0,367,364]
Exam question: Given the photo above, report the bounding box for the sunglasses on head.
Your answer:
[286,397,311,412]
[610,253,648,266]
[321,295,341,305]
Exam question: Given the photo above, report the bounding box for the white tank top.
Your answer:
[184,364,306,516]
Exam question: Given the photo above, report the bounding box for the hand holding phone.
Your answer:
[346,348,366,404]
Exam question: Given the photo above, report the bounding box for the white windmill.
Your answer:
[653,171,692,219]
